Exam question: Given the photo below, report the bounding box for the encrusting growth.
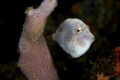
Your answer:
[18,0,58,80]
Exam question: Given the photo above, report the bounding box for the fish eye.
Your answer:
[77,30,80,32]
[76,27,82,33]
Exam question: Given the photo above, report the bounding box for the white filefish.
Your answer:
[52,18,95,58]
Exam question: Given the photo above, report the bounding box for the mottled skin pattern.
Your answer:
[52,18,95,58]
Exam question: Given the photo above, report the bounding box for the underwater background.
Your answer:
[0,0,120,80]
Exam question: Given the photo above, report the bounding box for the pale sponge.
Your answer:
[18,0,58,80]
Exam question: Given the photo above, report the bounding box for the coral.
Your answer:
[18,0,58,80]
[88,48,118,80]
[96,73,110,80]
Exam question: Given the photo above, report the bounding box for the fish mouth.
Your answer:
[75,34,95,47]
[91,36,95,42]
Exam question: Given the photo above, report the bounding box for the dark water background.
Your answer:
[0,0,120,80]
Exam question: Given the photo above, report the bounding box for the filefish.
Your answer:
[52,18,95,58]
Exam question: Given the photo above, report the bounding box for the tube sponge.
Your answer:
[18,0,58,80]
[23,0,57,43]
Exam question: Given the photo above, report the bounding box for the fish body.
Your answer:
[52,18,95,58]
